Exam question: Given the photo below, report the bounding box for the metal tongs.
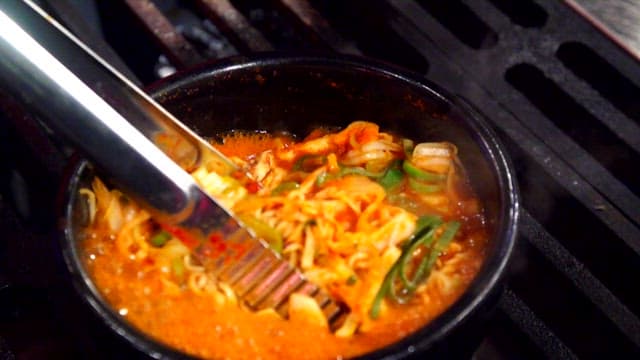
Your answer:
[0,0,343,326]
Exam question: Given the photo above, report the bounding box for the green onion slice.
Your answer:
[369,217,460,319]
[408,178,443,194]
[293,155,326,172]
[271,181,300,195]
[398,228,437,291]
[338,166,385,178]
[370,261,400,319]
[402,160,446,182]
[150,231,171,247]
[377,160,404,190]
[316,171,330,186]
[398,216,442,290]
[378,168,403,190]
[171,257,185,281]
[316,165,385,187]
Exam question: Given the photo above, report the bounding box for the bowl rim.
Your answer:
[60,53,519,359]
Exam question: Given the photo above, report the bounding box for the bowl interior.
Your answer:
[63,55,518,359]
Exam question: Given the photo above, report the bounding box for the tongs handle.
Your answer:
[0,0,228,228]
[0,0,346,326]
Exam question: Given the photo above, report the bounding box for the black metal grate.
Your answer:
[1,0,639,358]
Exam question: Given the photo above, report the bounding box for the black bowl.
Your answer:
[61,54,519,359]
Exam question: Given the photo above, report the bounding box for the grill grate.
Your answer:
[1,0,639,358]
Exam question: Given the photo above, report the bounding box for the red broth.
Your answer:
[81,122,488,359]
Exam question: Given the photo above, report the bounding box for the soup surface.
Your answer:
[80,121,488,359]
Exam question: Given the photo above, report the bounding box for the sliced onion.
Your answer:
[360,139,402,152]
[412,142,455,158]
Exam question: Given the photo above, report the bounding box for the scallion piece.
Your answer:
[369,217,461,319]
[408,178,443,194]
[271,181,300,195]
[370,261,400,319]
[150,231,171,247]
[397,216,441,291]
[415,215,442,231]
[292,155,310,171]
[293,155,325,172]
[316,165,384,187]
[398,227,438,292]
[402,160,446,182]
[316,171,330,186]
[406,221,460,292]
[431,221,460,260]
[377,160,404,190]
[171,257,185,281]
[378,168,403,190]
[370,216,441,318]
[338,166,384,178]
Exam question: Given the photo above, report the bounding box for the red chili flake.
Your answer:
[246,181,260,194]
[128,243,140,254]
[230,243,248,260]
[160,224,199,249]
[209,232,222,243]
[209,232,227,253]
[231,170,246,179]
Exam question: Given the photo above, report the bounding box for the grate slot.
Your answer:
[521,211,640,347]
[415,0,498,49]
[486,0,548,28]
[556,42,640,127]
[308,0,429,73]
[505,63,640,198]
[383,0,640,225]
[507,238,640,357]
[477,304,558,360]
[96,1,167,83]
[193,0,273,52]
[226,0,328,51]
[500,130,640,317]
[9,0,638,357]
[498,289,579,359]
[275,0,361,54]
[123,0,204,68]
[46,0,141,84]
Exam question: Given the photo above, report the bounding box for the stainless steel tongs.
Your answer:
[0,0,343,326]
